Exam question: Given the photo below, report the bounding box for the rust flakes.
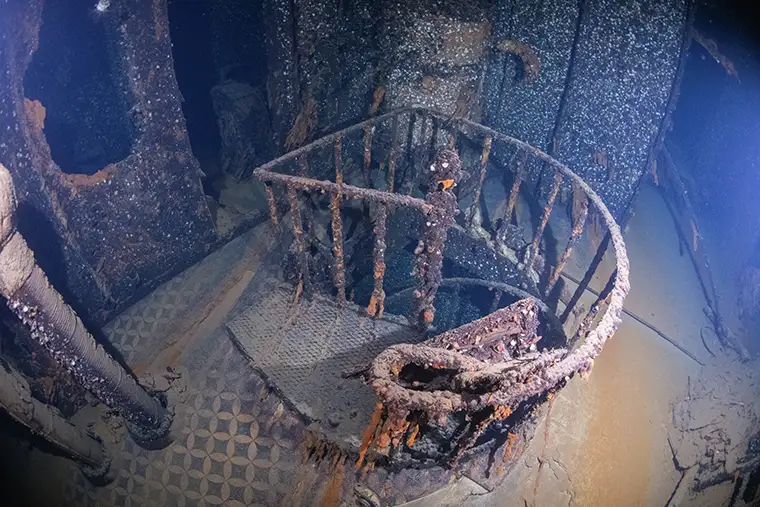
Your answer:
[356,403,384,469]
[61,164,116,195]
[23,98,46,131]
[406,424,420,447]
[320,453,347,507]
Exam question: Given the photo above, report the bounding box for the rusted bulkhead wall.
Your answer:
[483,0,689,219]
[263,0,494,153]
[0,0,215,325]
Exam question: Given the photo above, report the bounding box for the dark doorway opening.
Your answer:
[167,0,272,237]
[167,0,223,180]
[24,0,135,176]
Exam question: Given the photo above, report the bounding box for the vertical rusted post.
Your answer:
[413,150,467,329]
[546,182,588,294]
[264,183,279,225]
[367,204,388,318]
[466,136,493,229]
[571,270,616,346]
[287,185,311,297]
[331,135,346,307]
[498,150,527,240]
[387,114,399,192]
[525,170,563,271]
[560,232,610,324]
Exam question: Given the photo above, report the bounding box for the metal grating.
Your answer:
[227,282,421,445]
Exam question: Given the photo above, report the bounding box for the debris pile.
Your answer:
[669,355,760,497]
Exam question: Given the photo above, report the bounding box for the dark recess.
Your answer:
[24,0,135,176]
[167,0,222,180]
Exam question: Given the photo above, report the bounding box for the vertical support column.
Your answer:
[571,270,616,346]
[331,135,346,307]
[546,182,589,294]
[413,150,467,329]
[525,170,563,271]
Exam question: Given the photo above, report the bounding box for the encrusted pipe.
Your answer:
[413,150,467,328]
[367,204,387,319]
[0,358,109,475]
[466,136,493,229]
[331,135,346,307]
[0,164,170,444]
[546,182,588,294]
[526,170,563,270]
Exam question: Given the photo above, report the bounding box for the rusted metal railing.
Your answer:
[253,106,630,403]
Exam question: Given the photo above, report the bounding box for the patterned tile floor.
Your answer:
[61,226,455,507]
[67,332,304,507]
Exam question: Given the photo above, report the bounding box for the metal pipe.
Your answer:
[264,183,279,225]
[0,358,109,475]
[0,164,171,445]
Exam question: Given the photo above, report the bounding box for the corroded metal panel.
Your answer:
[0,0,215,325]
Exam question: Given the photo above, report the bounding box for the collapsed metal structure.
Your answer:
[254,106,630,468]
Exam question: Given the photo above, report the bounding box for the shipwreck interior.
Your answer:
[1,0,760,506]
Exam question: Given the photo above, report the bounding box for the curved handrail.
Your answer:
[255,106,630,391]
